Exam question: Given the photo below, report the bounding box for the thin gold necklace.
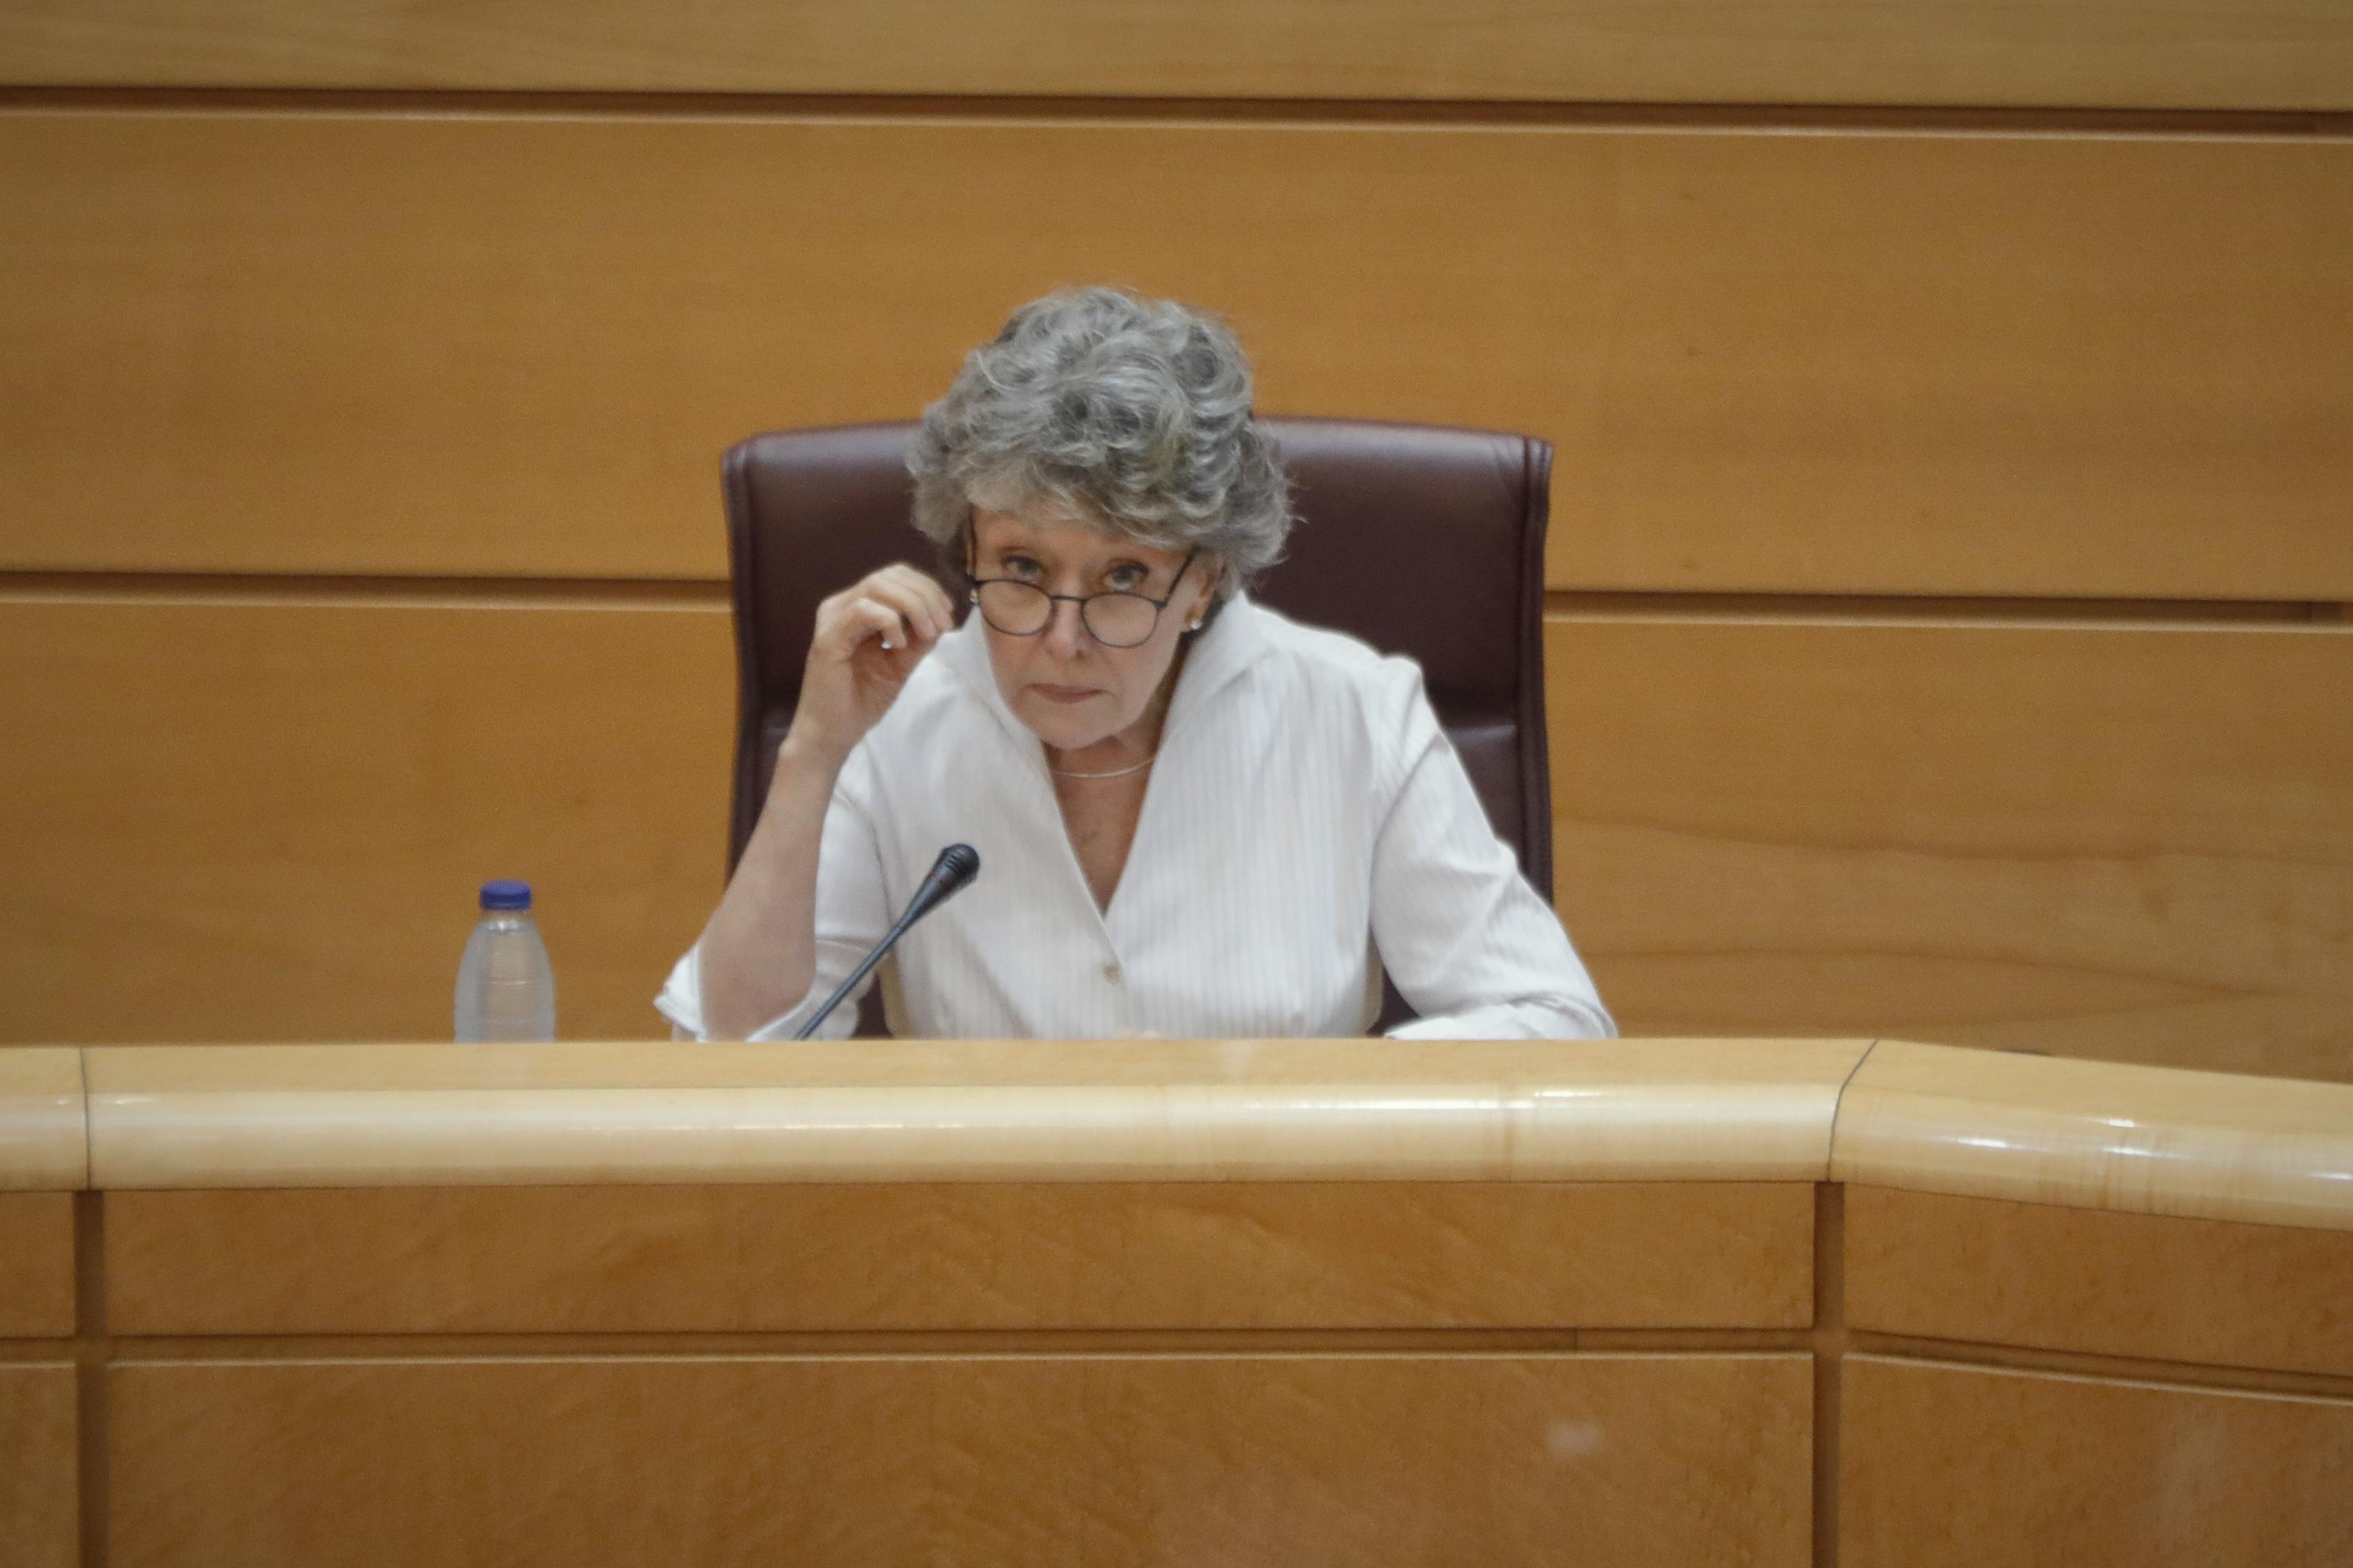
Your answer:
[1049,753,1156,780]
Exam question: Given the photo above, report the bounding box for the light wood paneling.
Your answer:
[0,1364,76,1568]
[1548,617,2353,1079]
[104,1181,1813,1334]
[109,1353,1810,1568]
[0,1050,85,1189]
[0,1193,75,1337]
[3,112,2348,599]
[79,1037,1865,1186]
[1840,1355,2353,1566]
[1847,1187,2353,1376]
[15,594,2353,1070]
[1834,1042,2353,1230]
[0,597,731,1045]
[2,0,2349,109]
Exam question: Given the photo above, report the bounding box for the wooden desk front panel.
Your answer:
[0,1364,76,1568]
[0,1193,75,1338]
[104,1181,1814,1334]
[107,1352,1811,1568]
[1840,1355,2353,1567]
[1845,1186,2353,1378]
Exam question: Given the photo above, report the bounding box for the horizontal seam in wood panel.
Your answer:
[1565,1328,1810,1352]
[10,576,2345,626]
[95,1327,1815,1359]
[1843,1181,2353,1239]
[0,86,2347,137]
[90,1181,1834,1192]
[1849,1330,2353,1400]
[1544,590,2352,628]
[0,570,729,609]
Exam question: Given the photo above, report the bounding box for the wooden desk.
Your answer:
[4,1038,2349,1567]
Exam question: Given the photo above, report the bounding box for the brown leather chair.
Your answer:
[722,417,1554,1035]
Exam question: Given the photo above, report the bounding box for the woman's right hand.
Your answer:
[787,564,960,765]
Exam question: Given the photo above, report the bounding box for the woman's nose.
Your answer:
[1042,596,1088,657]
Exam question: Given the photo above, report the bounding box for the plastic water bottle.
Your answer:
[454,880,557,1042]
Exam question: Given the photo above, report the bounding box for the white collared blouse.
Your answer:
[655,594,1613,1042]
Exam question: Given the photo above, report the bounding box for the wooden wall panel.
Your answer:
[109,1353,1811,1568]
[0,1192,76,1337]
[1546,616,2353,1080]
[2,0,2349,109]
[1846,1187,2353,1377]
[1841,1355,2353,1567]
[103,1181,1813,1335]
[3,112,2348,600]
[0,1364,76,1568]
[12,598,2352,1064]
[0,595,731,1045]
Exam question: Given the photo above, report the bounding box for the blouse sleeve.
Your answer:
[652,751,895,1042]
[1365,664,1616,1041]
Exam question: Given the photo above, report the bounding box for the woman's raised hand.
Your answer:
[788,565,960,765]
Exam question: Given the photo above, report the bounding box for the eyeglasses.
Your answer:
[967,549,1197,649]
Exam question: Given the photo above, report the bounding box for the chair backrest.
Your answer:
[722,417,1554,1035]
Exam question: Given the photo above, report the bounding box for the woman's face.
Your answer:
[968,506,1219,753]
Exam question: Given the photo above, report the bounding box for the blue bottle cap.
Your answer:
[479,880,532,911]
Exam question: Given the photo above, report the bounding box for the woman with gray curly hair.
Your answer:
[660,288,1612,1042]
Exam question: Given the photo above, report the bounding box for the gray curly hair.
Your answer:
[906,288,1292,601]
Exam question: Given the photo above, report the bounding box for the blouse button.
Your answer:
[1103,960,1124,985]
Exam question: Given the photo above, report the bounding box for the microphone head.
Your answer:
[937,842,980,889]
[899,842,981,925]
[901,842,981,927]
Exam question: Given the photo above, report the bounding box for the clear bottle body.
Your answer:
[454,911,557,1042]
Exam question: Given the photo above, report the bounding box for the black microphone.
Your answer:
[794,843,981,1039]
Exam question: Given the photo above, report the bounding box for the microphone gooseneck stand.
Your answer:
[793,842,981,1039]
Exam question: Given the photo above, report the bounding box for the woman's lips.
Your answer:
[1032,684,1100,704]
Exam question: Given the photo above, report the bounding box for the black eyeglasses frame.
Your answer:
[964,545,1199,650]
